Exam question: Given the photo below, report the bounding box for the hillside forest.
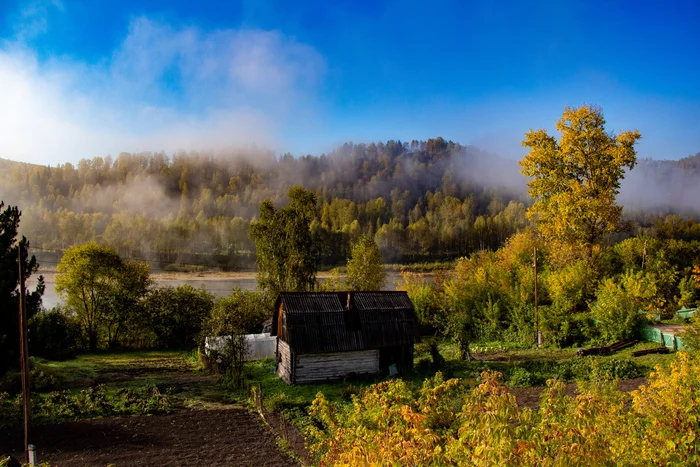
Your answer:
[1,137,700,269]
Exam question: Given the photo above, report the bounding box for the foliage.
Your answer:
[0,201,44,375]
[203,289,269,386]
[1,143,536,269]
[397,270,443,332]
[28,308,80,360]
[345,235,386,291]
[520,105,641,261]
[541,259,595,346]
[309,352,700,466]
[250,186,318,298]
[55,242,151,351]
[592,271,656,342]
[29,359,66,392]
[682,315,700,351]
[318,268,345,292]
[677,275,698,308]
[0,384,171,429]
[144,285,215,349]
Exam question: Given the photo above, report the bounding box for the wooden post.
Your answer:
[534,247,540,348]
[18,247,31,462]
[257,383,264,418]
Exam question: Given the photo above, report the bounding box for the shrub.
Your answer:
[265,392,307,413]
[592,271,658,343]
[29,308,80,359]
[29,359,66,392]
[0,384,174,428]
[308,353,700,465]
[145,285,215,349]
[507,367,537,387]
[0,392,21,430]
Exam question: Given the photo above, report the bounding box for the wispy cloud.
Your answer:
[10,0,63,42]
[0,14,326,164]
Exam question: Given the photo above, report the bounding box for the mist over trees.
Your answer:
[0,140,530,267]
[0,137,698,269]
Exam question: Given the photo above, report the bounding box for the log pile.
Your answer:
[576,339,639,357]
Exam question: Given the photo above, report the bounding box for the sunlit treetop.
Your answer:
[520,105,641,261]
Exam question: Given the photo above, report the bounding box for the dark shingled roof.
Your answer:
[272,291,419,354]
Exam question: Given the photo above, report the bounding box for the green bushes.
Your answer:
[0,384,172,429]
[504,357,648,387]
[144,285,215,349]
[29,308,80,360]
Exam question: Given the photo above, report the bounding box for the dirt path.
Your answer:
[2,408,297,467]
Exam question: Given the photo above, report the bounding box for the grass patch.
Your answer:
[414,340,676,388]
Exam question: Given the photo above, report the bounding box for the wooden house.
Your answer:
[271,291,419,384]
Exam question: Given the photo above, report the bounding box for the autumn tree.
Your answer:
[250,186,318,298]
[56,242,151,351]
[346,235,386,291]
[520,105,641,260]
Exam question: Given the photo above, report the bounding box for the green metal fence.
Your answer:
[676,306,697,320]
[639,326,685,350]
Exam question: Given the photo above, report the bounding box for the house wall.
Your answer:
[276,339,293,384]
[294,349,380,384]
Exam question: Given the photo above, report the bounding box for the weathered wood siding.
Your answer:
[276,339,293,384]
[294,349,379,384]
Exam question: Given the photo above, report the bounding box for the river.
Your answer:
[30,271,415,310]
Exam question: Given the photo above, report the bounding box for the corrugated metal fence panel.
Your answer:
[640,327,661,342]
[639,327,686,350]
[675,335,686,350]
[662,333,676,349]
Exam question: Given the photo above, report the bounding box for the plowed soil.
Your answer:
[1,408,297,467]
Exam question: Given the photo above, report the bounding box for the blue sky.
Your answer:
[1,0,699,165]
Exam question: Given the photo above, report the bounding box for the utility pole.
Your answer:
[18,246,31,463]
[534,246,540,348]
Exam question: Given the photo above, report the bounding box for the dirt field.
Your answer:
[1,408,297,467]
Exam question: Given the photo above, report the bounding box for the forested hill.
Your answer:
[0,140,698,268]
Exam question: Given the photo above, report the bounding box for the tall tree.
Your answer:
[520,105,641,260]
[55,242,151,351]
[0,202,44,375]
[250,186,318,298]
[346,235,386,291]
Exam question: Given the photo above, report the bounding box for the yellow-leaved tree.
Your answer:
[520,105,641,262]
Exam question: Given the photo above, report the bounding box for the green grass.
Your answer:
[27,350,237,409]
[412,339,677,388]
[4,338,681,430]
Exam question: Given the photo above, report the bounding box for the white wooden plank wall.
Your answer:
[294,349,380,383]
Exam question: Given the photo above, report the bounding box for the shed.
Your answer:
[271,291,419,384]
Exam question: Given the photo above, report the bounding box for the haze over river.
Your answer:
[30,271,416,310]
